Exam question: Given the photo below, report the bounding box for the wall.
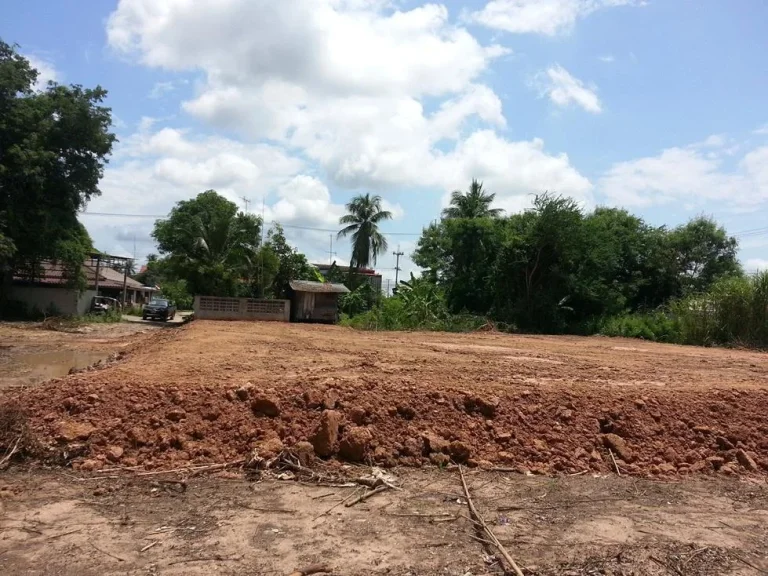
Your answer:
[77,290,98,315]
[194,296,290,322]
[8,285,80,316]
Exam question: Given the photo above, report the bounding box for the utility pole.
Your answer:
[327,234,337,265]
[241,196,251,213]
[393,246,404,286]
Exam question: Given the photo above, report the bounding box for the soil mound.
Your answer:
[11,321,768,477]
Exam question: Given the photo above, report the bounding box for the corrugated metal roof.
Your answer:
[289,280,350,294]
[13,260,145,290]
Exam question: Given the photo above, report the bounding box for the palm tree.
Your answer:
[338,194,392,269]
[442,179,503,219]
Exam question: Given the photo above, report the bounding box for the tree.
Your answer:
[442,179,503,219]
[338,193,392,269]
[669,217,741,294]
[0,40,115,301]
[265,224,320,298]
[152,190,262,296]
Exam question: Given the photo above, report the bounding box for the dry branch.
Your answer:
[345,484,388,507]
[459,465,524,576]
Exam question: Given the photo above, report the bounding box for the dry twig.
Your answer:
[345,484,388,507]
[459,465,524,576]
[89,542,125,562]
[0,435,22,469]
[608,449,621,476]
[288,564,332,576]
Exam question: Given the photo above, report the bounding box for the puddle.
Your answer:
[18,350,111,380]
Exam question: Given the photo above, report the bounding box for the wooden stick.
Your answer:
[288,564,332,576]
[313,487,360,520]
[608,449,621,476]
[140,540,160,552]
[345,484,388,507]
[89,542,125,562]
[459,465,524,576]
[0,435,21,469]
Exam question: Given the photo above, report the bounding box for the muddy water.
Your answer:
[17,350,110,380]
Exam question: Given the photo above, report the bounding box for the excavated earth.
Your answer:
[10,320,768,476]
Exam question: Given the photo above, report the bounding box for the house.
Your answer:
[9,254,156,316]
[289,280,350,323]
[314,262,383,294]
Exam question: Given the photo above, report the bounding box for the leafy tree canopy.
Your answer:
[0,40,115,297]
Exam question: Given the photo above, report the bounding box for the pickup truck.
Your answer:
[142,298,177,321]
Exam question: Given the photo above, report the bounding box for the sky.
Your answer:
[4,0,768,285]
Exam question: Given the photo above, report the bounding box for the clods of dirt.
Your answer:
[7,321,768,476]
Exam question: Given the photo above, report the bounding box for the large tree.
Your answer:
[152,190,262,296]
[338,193,392,269]
[0,40,115,298]
[442,179,503,219]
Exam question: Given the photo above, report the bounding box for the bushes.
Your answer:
[341,276,486,333]
[600,311,680,343]
[672,272,768,348]
[599,272,768,348]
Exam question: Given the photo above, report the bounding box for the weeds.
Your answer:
[0,402,37,468]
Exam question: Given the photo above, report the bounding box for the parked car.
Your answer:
[90,296,121,314]
[142,298,177,321]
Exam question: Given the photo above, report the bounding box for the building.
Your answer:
[314,262,383,294]
[289,280,350,323]
[9,254,156,316]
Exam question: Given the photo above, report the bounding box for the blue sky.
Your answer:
[4,0,768,282]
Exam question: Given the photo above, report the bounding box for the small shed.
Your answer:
[289,280,350,323]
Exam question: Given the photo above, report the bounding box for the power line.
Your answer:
[80,211,422,236]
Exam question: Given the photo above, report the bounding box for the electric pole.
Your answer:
[393,246,404,286]
[327,234,337,265]
[241,196,251,213]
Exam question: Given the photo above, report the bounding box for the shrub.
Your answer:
[600,311,681,343]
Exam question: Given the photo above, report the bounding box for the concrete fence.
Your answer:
[193,296,290,322]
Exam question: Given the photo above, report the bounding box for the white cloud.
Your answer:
[754,124,768,136]
[101,0,593,254]
[599,142,768,208]
[148,81,175,99]
[467,0,643,36]
[745,258,768,272]
[535,64,602,113]
[598,55,615,63]
[24,54,59,90]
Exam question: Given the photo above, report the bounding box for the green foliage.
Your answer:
[671,272,768,348]
[157,279,194,310]
[152,190,262,297]
[82,308,123,324]
[442,179,503,219]
[412,188,743,340]
[600,311,681,343]
[265,224,319,298]
[341,274,485,332]
[0,40,115,306]
[338,193,392,269]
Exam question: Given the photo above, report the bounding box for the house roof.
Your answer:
[289,280,350,294]
[13,260,145,291]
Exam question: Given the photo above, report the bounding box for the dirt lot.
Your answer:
[2,320,768,574]
[0,321,168,391]
[1,465,767,575]
[11,320,768,476]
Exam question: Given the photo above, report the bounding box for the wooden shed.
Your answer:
[289,280,350,323]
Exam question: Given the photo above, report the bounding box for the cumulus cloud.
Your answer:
[466,0,643,36]
[535,64,602,113]
[24,54,59,90]
[599,140,768,208]
[745,258,768,272]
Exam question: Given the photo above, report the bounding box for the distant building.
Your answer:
[10,254,156,316]
[314,262,383,294]
[289,280,350,323]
